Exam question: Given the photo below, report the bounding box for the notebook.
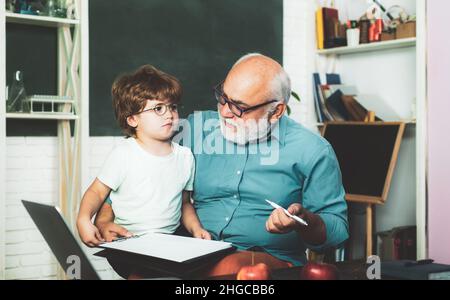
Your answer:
[99,233,234,264]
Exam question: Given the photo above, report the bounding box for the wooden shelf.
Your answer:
[316,38,416,56]
[5,12,79,27]
[316,120,416,126]
[6,113,78,120]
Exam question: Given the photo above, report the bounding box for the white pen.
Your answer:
[265,199,308,226]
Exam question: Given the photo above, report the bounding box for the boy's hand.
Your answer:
[192,227,212,240]
[97,222,132,242]
[77,219,105,247]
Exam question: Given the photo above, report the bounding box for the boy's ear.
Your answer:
[126,115,138,128]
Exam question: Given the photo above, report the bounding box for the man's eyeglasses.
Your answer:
[133,103,178,117]
[213,81,278,118]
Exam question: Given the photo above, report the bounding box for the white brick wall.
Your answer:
[4,137,122,280]
[4,137,58,280]
[284,0,317,131]
[2,0,314,279]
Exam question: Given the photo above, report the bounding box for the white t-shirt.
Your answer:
[97,138,195,235]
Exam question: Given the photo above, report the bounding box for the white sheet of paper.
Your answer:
[99,233,233,263]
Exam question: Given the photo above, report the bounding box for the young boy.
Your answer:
[77,65,210,247]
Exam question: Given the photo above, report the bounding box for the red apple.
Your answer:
[236,263,271,280]
[300,262,339,280]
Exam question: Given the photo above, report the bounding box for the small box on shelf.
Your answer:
[24,95,75,115]
[381,31,396,42]
[396,21,416,39]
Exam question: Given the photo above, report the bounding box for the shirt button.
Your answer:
[237,170,241,175]
[225,217,229,221]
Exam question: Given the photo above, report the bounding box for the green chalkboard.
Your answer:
[89,0,282,136]
[6,23,58,136]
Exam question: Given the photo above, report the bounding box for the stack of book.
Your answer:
[316,6,347,50]
[313,73,381,123]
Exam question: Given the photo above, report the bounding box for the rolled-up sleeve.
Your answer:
[301,144,349,252]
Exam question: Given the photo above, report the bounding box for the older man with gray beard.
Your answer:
[94,53,349,278]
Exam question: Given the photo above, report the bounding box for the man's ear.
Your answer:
[269,103,286,123]
[126,115,139,129]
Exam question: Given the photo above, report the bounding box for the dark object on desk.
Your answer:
[381,260,450,280]
[98,232,234,264]
[377,226,416,261]
[210,260,372,280]
[95,246,236,279]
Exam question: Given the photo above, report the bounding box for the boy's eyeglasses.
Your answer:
[134,103,178,117]
[213,81,278,118]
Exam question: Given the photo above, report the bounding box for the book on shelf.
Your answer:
[342,95,369,121]
[313,73,325,122]
[323,7,346,49]
[316,6,350,50]
[325,89,348,121]
[315,83,382,122]
[326,73,341,85]
[313,73,344,123]
[327,84,358,96]
[316,7,325,50]
[317,84,334,122]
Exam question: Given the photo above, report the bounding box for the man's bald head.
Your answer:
[224,53,291,106]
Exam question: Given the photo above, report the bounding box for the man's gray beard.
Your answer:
[218,111,274,145]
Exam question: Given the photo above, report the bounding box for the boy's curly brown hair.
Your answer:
[112,65,182,137]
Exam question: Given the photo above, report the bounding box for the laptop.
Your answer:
[21,200,100,280]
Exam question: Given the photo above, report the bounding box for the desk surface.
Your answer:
[97,248,382,280]
[208,260,371,280]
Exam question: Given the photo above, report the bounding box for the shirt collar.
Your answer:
[269,115,287,146]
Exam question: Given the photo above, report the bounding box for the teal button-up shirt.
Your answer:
[177,111,348,266]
